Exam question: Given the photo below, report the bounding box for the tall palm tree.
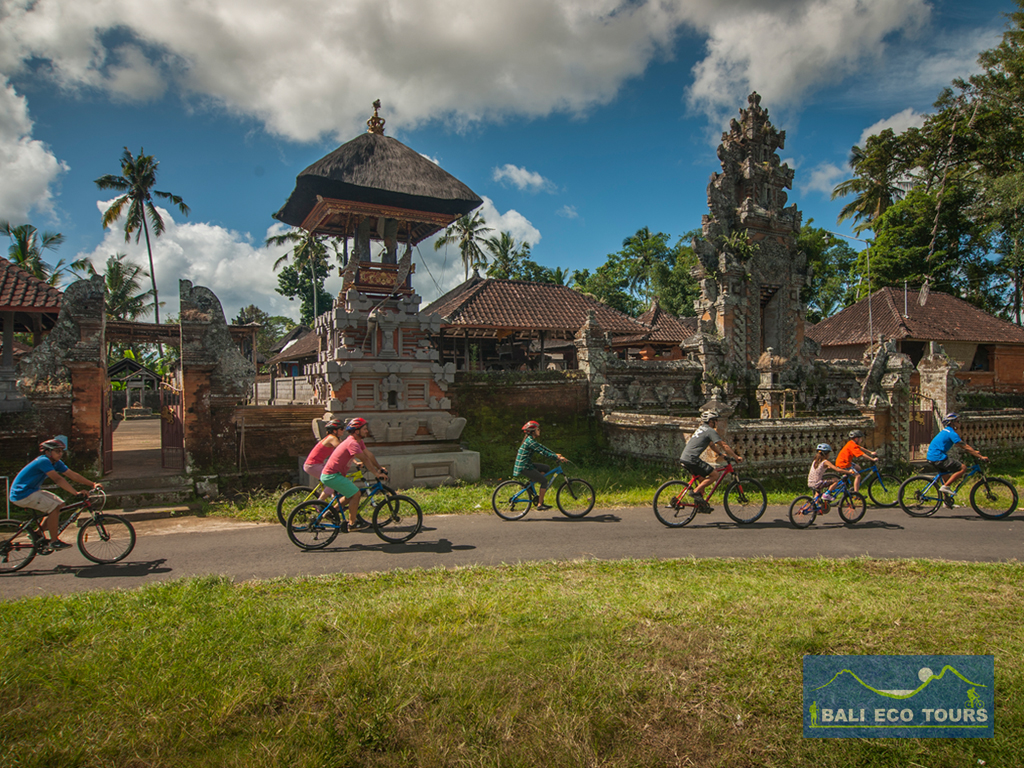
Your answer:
[265,228,340,320]
[95,147,189,326]
[1,221,66,283]
[434,212,492,279]
[483,230,530,279]
[831,131,910,235]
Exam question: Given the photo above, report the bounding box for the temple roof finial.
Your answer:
[367,99,386,135]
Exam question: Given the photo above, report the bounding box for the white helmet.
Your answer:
[700,410,719,424]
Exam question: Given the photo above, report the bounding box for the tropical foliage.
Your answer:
[434,212,492,279]
[0,221,86,286]
[95,147,189,326]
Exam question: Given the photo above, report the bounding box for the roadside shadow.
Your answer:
[63,559,173,579]
[304,538,475,555]
[519,513,621,524]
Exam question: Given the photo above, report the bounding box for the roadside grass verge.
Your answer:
[2,559,1021,767]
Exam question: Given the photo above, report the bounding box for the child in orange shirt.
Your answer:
[835,429,878,492]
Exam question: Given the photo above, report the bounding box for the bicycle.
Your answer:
[898,462,1018,519]
[286,477,422,548]
[491,463,596,521]
[652,460,767,527]
[847,464,902,507]
[275,468,387,525]
[788,476,866,528]
[0,489,136,573]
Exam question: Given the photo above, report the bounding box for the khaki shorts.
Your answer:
[11,490,64,515]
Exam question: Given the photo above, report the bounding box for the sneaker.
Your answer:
[536,503,553,511]
[339,521,350,534]
[939,485,954,497]
[48,539,72,550]
[697,499,713,513]
[350,516,371,531]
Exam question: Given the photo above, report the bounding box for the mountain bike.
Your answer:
[898,462,1018,519]
[275,467,391,525]
[788,476,866,528]
[491,463,596,521]
[652,460,767,527]
[0,489,135,573]
[286,477,422,548]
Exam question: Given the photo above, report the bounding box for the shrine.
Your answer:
[273,102,484,486]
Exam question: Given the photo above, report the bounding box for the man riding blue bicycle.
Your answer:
[926,413,987,501]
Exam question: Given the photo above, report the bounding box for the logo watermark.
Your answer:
[803,655,994,738]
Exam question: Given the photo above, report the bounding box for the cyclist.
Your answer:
[807,443,855,509]
[8,436,101,551]
[514,421,566,510]
[835,429,878,492]
[926,413,987,499]
[680,411,742,508]
[303,418,346,500]
[320,417,388,531]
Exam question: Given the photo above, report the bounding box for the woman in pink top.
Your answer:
[303,419,345,499]
[321,418,388,531]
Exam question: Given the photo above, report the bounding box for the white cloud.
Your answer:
[77,201,338,322]
[800,161,847,197]
[0,80,67,222]
[859,108,927,147]
[557,205,579,219]
[492,163,555,193]
[686,0,930,125]
[0,0,943,144]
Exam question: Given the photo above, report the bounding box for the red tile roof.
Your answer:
[623,300,698,344]
[807,287,1024,347]
[423,276,649,336]
[266,330,320,365]
[0,256,62,312]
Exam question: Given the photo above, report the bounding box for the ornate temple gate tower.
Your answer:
[687,93,815,416]
[274,103,483,487]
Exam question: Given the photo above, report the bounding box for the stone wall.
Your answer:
[234,405,324,478]
[958,410,1024,458]
[448,374,591,424]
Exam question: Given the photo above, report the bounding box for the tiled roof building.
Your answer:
[0,256,62,315]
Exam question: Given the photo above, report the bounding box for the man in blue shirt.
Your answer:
[925,413,986,499]
[9,437,101,550]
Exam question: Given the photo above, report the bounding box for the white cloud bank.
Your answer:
[0,80,67,222]
[859,108,927,147]
[492,164,556,193]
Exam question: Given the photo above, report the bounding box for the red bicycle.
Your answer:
[652,460,767,527]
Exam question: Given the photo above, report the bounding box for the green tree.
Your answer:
[78,253,155,322]
[0,221,85,285]
[434,212,492,279]
[571,261,641,316]
[276,259,332,326]
[797,221,860,322]
[265,228,341,320]
[232,304,297,359]
[484,231,530,279]
[648,235,701,318]
[95,147,190,327]
[831,130,913,235]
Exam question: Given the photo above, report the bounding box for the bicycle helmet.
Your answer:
[39,436,68,452]
[942,412,959,425]
[324,418,346,433]
[816,443,832,453]
[522,420,540,433]
[346,417,369,431]
[700,410,719,424]
[849,429,866,439]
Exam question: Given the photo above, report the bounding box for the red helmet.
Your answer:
[522,420,540,433]
[39,437,67,453]
[346,417,369,431]
[324,419,345,433]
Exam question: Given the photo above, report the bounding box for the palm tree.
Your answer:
[831,130,910,235]
[1,221,66,283]
[265,228,340,320]
[483,231,530,279]
[78,253,155,321]
[95,148,189,326]
[434,212,492,279]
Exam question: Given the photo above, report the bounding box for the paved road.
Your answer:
[2,504,1022,600]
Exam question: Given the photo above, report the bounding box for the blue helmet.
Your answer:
[816,443,832,453]
[943,413,959,425]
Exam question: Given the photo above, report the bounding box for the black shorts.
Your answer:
[682,458,714,478]
[522,463,552,488]
[928,457,962,475]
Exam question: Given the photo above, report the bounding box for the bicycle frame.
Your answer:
[509,465,567,504]
[21,491,104,541]
[673,462,737,505]
[918,463,981,498]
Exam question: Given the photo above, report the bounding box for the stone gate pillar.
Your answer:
[917,342,962,420]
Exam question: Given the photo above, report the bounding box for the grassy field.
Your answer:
[2,559,1021,767]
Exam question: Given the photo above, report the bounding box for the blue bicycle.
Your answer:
[788,474,866,528]
[286,478,422,547]
[491,464,596,520]
[898,462,1018,519]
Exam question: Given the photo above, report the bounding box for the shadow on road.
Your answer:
[299,538,474,556]
[510,513,621,524]
[64,559,174,579]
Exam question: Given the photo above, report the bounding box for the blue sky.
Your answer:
[0,0,1015,322]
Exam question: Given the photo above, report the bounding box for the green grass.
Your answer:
[2,559,1021,767]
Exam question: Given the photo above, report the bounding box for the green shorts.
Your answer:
[321,473,359,499]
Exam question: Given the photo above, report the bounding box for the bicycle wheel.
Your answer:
[287,501,341,550]
[556,478,596,518]
[372,494,423,543]
[866,473,901,508]
[276,485,317,526]
[724,478,767,524]
[837,492,867,525]
[491,480,532,520]
[898,475,941,517]
[652,480,697,527]
[78,514,136,564]
[788,496,817,529]
[0,520,37,573]
[970,477,1018,520]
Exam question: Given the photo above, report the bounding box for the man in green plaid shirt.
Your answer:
[514,421,566,510]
